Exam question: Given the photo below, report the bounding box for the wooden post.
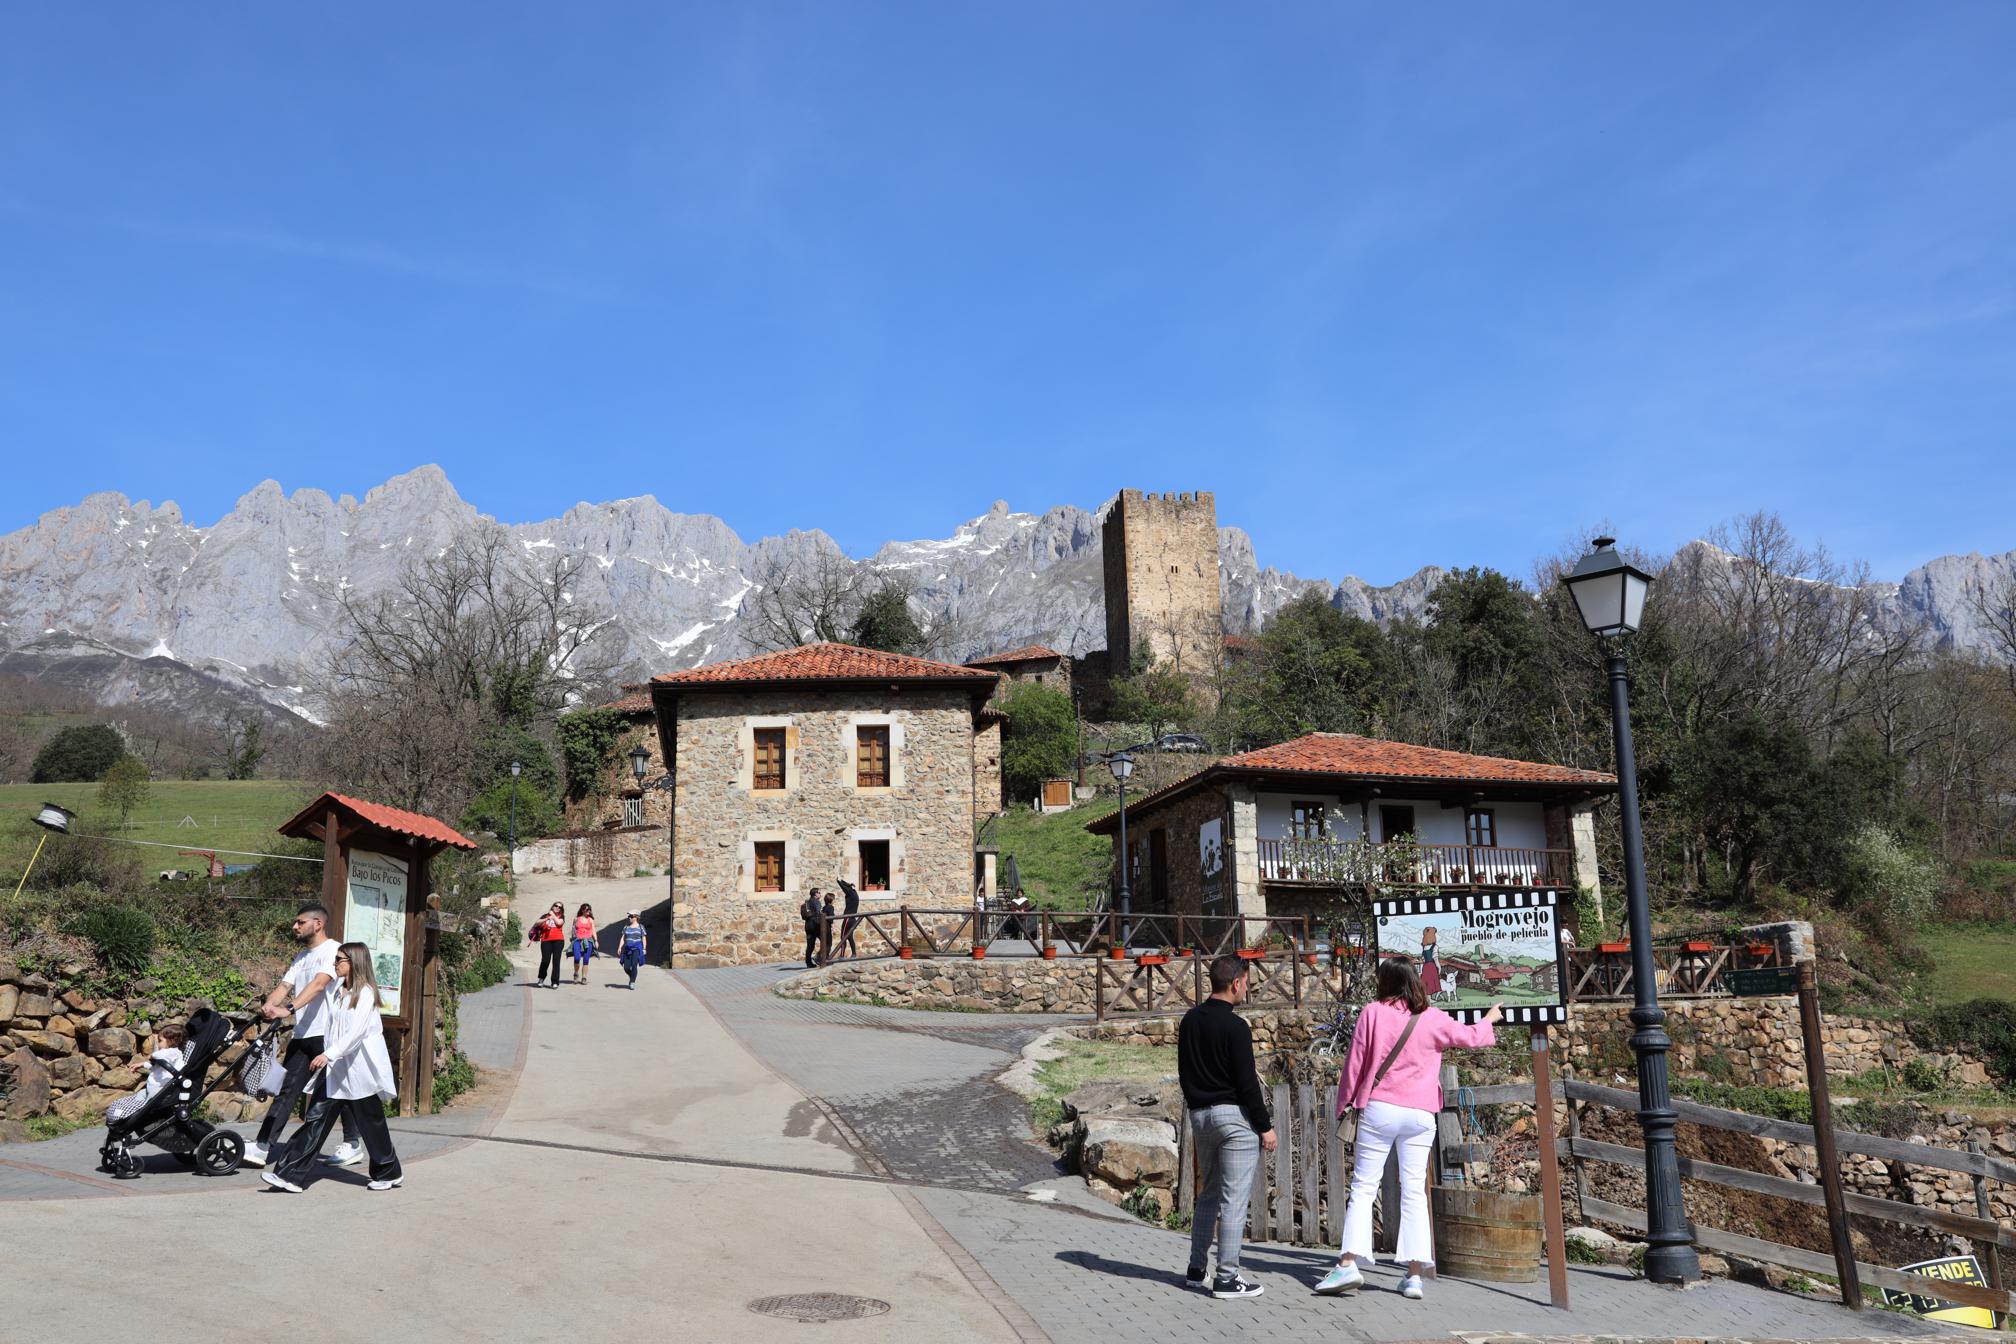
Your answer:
[1532,1026,1570,1308]
[1324,1083,1347,1247]
[1798,960,1863,1309]
[1971,1139,2004,1327]
[322,808,348,940]
[1094,957,1106,1022]
[1271,1081,1293,1240]
[1299,1080,1320,1244]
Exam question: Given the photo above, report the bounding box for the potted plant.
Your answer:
[1236,946,1267,961]
[1597,941,1630,954]
[898,946,914,961]
[1136,949,1169,966]
[1040,942,1058,960]
[1175,946,1195,959]
[1108,945,1127,961]
[971,945,988,960]
[1682,939,1715,954]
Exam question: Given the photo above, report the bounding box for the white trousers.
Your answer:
[1339,1100,1437,1266]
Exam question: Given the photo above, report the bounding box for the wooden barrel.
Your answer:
[1432,1186,1541,1283]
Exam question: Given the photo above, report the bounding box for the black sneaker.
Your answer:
[1185,1265,1206,1290]
[1211,1273,1265,1300]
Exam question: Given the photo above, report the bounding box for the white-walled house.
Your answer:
[1086,732,1614,927]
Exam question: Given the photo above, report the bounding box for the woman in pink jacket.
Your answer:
[1315,955,1502,1301]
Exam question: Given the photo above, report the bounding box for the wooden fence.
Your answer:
[1176,1080,1354,1248]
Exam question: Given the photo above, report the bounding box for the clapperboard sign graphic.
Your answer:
[1373,890,1569,1024]
[1878,1255,1998,1330]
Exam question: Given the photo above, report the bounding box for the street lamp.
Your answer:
[507,761,522,888]
[1108,751,1135,946]
[629,743,652,784]
[1563,536,1698,1285]
[11,802,76,901]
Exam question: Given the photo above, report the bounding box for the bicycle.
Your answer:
[1308,1002,1355,1059]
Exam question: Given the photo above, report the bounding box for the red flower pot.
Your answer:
[1040,945,1058,960]
[1597,943,1630,954]
[1136,954,1169,967]
[1108,947,1126,960]
[898,947,913,960]
[971,947,987,960]
[1176,948,1195,959]
[1683,941,1714,953]
[1237,948,1266,961]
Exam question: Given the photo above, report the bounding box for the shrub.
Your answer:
[452,948,513,995]
[1670,1079,1813,1125]
[1916,998,2016,1084]
[432,1050,477,1112]
[1840,825,1939,926]
[77,904,156,978]
[1900,1057,1944,1093]
[149,956,252,1010]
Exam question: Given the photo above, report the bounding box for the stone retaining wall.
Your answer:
[512,827,666,879]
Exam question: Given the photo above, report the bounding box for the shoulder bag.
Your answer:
[1336,1010,1421,1145]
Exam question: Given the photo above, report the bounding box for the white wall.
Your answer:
[1255,793,1547,849]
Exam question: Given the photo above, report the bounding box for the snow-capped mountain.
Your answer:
[1,466,2008,727]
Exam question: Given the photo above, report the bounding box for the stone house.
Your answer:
[1086,732,1614,926]
[563,684,670,833]
[965,644,1070,700]
[651,643,1004,967]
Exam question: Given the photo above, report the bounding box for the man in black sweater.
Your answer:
[1176,955,1278,1299]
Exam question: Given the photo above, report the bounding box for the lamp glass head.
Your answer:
[1108,751,1135,784]
[509,760,522,778]
[1564,536,1653,637]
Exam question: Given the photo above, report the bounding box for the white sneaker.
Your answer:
[1400,1274,1425,1300]
[367,1176,404,1191]
[241,1141,269,1168]
[1313,1261,1363,1295]
[260,1171,303,1193]
[320,1141,364,1167]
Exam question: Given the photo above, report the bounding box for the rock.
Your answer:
[21,1031,76,1058]
[96,1066,139,1092]
[104,1006,127,1029]
[50,1085,123,1125]
[14,993,55,1019]
[21,974,51,993]
[0,984,17,1021]
[130,979,160,996]
[87,1028,137,1058]
[1062,1080,1176,1124]
[0,955,17,984]
[43,1015,75,1039]
[0,1120,30,1143]
[1082,1115,1178,1188]
[48,1054,86,1088]
[1084,1176,1128,1206]
[60,990,94,1013]
[2,1048,51,1117]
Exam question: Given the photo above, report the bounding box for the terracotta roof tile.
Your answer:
[1223,734,1615,787]
[597,691,654,714]
[652,642,996,688]
[279,792,478,851]
[965,644,1062,667]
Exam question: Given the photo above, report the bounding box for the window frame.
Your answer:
[857,838,891,892]
[1289,800,1327,841]
[753,840,786,893]
[1465,808,1497,848]
[622,795,646,829]
[752,727,787,792]
[856,724,891,790]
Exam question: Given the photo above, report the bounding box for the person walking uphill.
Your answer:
[617,910,647,989]
[1177,955,1278,1300]
[569,903,597,984]
[530,902,566,988]
[243,903,361,1169]
[262,941,405,1193]
[1315,955,1502,1301]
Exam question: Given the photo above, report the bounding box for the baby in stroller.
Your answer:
[103,1021,187,1124]
[98,1007,264,1180]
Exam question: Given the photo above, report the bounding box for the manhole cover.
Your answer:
[747,1294,892,1324]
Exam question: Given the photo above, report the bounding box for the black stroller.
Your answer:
[97,1006,270,1180]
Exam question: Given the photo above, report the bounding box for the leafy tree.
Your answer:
[97,753,152,826]
[224,718,265,780]
[556,708,627,802]
[1220,592,1393,747]
[462,774,564,843]
[1109,643,1198,740]
[998,682,1078,801]
[850,583,926,656]
[30,723,126,783]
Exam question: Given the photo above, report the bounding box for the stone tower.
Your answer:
[1101,489,1223,680]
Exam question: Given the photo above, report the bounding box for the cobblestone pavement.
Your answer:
[677,962,1076,1190]
[912,1184,1968,1344]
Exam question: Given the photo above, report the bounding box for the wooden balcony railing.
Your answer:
[1256,838,1576,889]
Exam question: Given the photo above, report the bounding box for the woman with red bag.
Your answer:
[530,902,566,989]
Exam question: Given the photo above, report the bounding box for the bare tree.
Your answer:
[1971,571,2016,697]
[745,547,866,650]
[318,527,622,815]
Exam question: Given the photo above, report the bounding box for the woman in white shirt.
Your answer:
[261,942,404,1192]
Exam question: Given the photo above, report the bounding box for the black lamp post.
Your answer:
[1108,751,1135,946]
[1563,537,1698,1285]
[507,760,522,882]
[629,743,652,786]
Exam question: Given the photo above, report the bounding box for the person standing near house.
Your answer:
[1315,956,1502,1301]
[569,903,597,984]
[800,888,825,969]
[835,877,861,959]
[1177,955,1278,1300]
[530,902,566,988]
[243,902,363,1169]
[617,910,647,989]
[819,891,837,965]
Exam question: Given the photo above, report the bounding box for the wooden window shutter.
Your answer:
[753,728,786,790]
[754,841,785,892]
[857,725,890,789]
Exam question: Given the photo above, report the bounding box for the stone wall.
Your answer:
[778,955,1104,1013]
[669,686,992,967]
[564,717,672,833]
[1102,489,1224,685]
[514,826,667,879]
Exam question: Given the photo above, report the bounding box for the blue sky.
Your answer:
[3,3,2011,584]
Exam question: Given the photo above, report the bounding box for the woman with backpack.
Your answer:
[530,902,566,988]
[1313,956,1502,1302]
[617,910,647,989]
[261,941,403,1193]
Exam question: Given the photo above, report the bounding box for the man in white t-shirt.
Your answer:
[242,903,362,1169]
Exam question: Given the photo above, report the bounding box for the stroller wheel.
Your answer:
[105,1148,144,1180]
[194,1130,244,1176]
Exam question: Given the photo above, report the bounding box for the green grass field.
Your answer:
[1917,923,2016,1005]
[0,779,317,863]
[989,800,1116,909]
